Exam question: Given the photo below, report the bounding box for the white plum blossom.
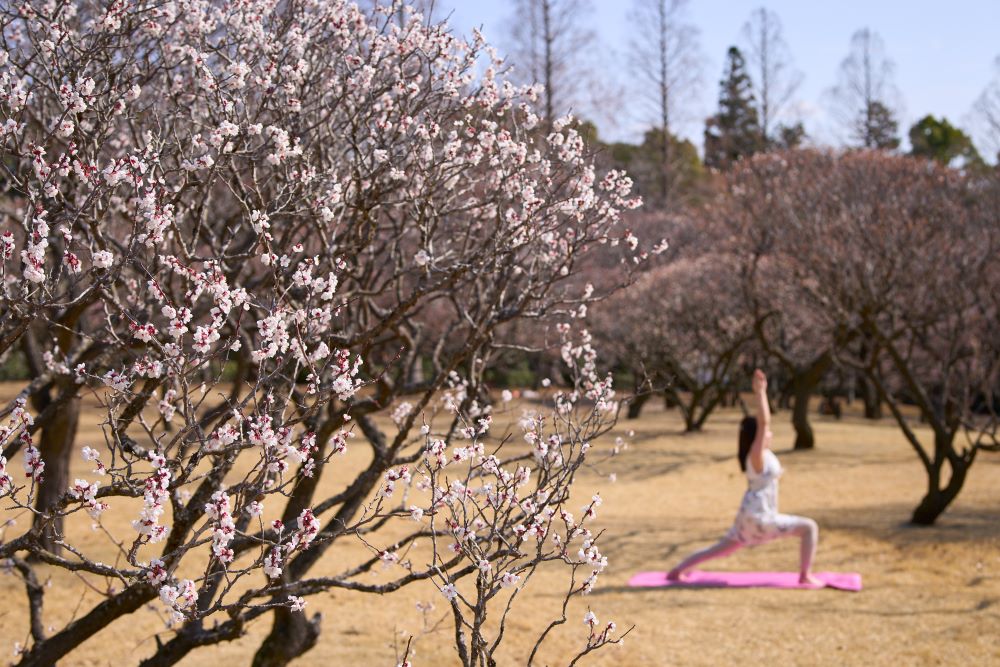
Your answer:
[0,1,638,659]
[92,250,114,269]
[264,548,283,579]
[440,583,458,602]
[500,571,520,589]
[390,402,413,425]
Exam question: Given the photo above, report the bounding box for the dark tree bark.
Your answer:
[627,392,652,419]
[872,361,979,527]
[790,353,831,450]
[251,608,322,667]
[910,437,970,525]
[790,382,814,450]
[857,337,883,419]
[16,584,154,667]
[859,375,882,419]
[138,619,245,667]
[671,386,725,432]
[31,384,81,555]
[776,385,792,410]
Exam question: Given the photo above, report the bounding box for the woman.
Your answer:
[667,369,821,585]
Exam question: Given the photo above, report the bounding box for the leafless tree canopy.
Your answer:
[503,0,620,131]
[626,0,703,204]
[827,28,901,148]
[740,7,803,144]
[973,56,1000,160]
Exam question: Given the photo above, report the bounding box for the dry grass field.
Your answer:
[1,386,998,666]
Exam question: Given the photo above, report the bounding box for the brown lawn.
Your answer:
[1,387,998,666]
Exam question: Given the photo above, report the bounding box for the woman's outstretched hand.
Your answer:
[752,368,768,395]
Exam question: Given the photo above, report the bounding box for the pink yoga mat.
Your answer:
[628,570,862,591]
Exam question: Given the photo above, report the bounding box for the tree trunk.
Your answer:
[33,392,81,555]
[682,393,707,432]
[791,379,815,450]
[857,335,882,419]
[16,584,155,667]
[627,392,651,419]
[663,391,678,409]
[407,353,424,386]
[790,355,830,451]
[251,608,322,667]
[910,448,968,526]
[860,375,882,419]
[776,384,792,410]
[680,390,700,432]
[723,390,739,408]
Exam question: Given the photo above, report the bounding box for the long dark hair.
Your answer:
[738,416,757,472]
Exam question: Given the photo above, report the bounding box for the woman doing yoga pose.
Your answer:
[667,369,821,586]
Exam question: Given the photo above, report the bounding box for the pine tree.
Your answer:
[704,46,763,169]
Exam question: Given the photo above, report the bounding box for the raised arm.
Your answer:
[749,369,770,474]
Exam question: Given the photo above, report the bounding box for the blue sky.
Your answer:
[439,0,1000,153]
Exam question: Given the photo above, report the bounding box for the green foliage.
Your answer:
[599,129,703,206]
[571,118,601,146]
[484,353,544,388]
[908,115,983,168]
[704,46,764,169]
[0,350,30,381]
[772,122,806,150]
[859,100,900,150]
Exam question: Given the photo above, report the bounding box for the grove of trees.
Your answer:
[497,1,1000,528]
[1,0,999,663]
[594,149,1000,525]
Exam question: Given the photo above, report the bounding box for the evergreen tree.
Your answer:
[774,121,806,149]
[604,128,703,202]
[908,115,983,167]
[861,100,900,150]
[704,46,763,169]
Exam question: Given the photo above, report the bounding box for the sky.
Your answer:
[437,0,1000,153]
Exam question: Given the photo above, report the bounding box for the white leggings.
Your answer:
[671,515,818,576]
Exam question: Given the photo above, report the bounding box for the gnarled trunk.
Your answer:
[681,388,723,433]
[627,392,651,419]
[910,443,969,526]
[251,607,322,667]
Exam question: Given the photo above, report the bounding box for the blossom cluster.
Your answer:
[0,0,640,663]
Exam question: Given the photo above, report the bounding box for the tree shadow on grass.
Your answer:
[605,447,735,481]
[801,502,1000,547]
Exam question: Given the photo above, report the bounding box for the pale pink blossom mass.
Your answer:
[0,0,642,663]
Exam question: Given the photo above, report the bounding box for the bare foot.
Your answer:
[799,574,824,587]
[666,569,688,582]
